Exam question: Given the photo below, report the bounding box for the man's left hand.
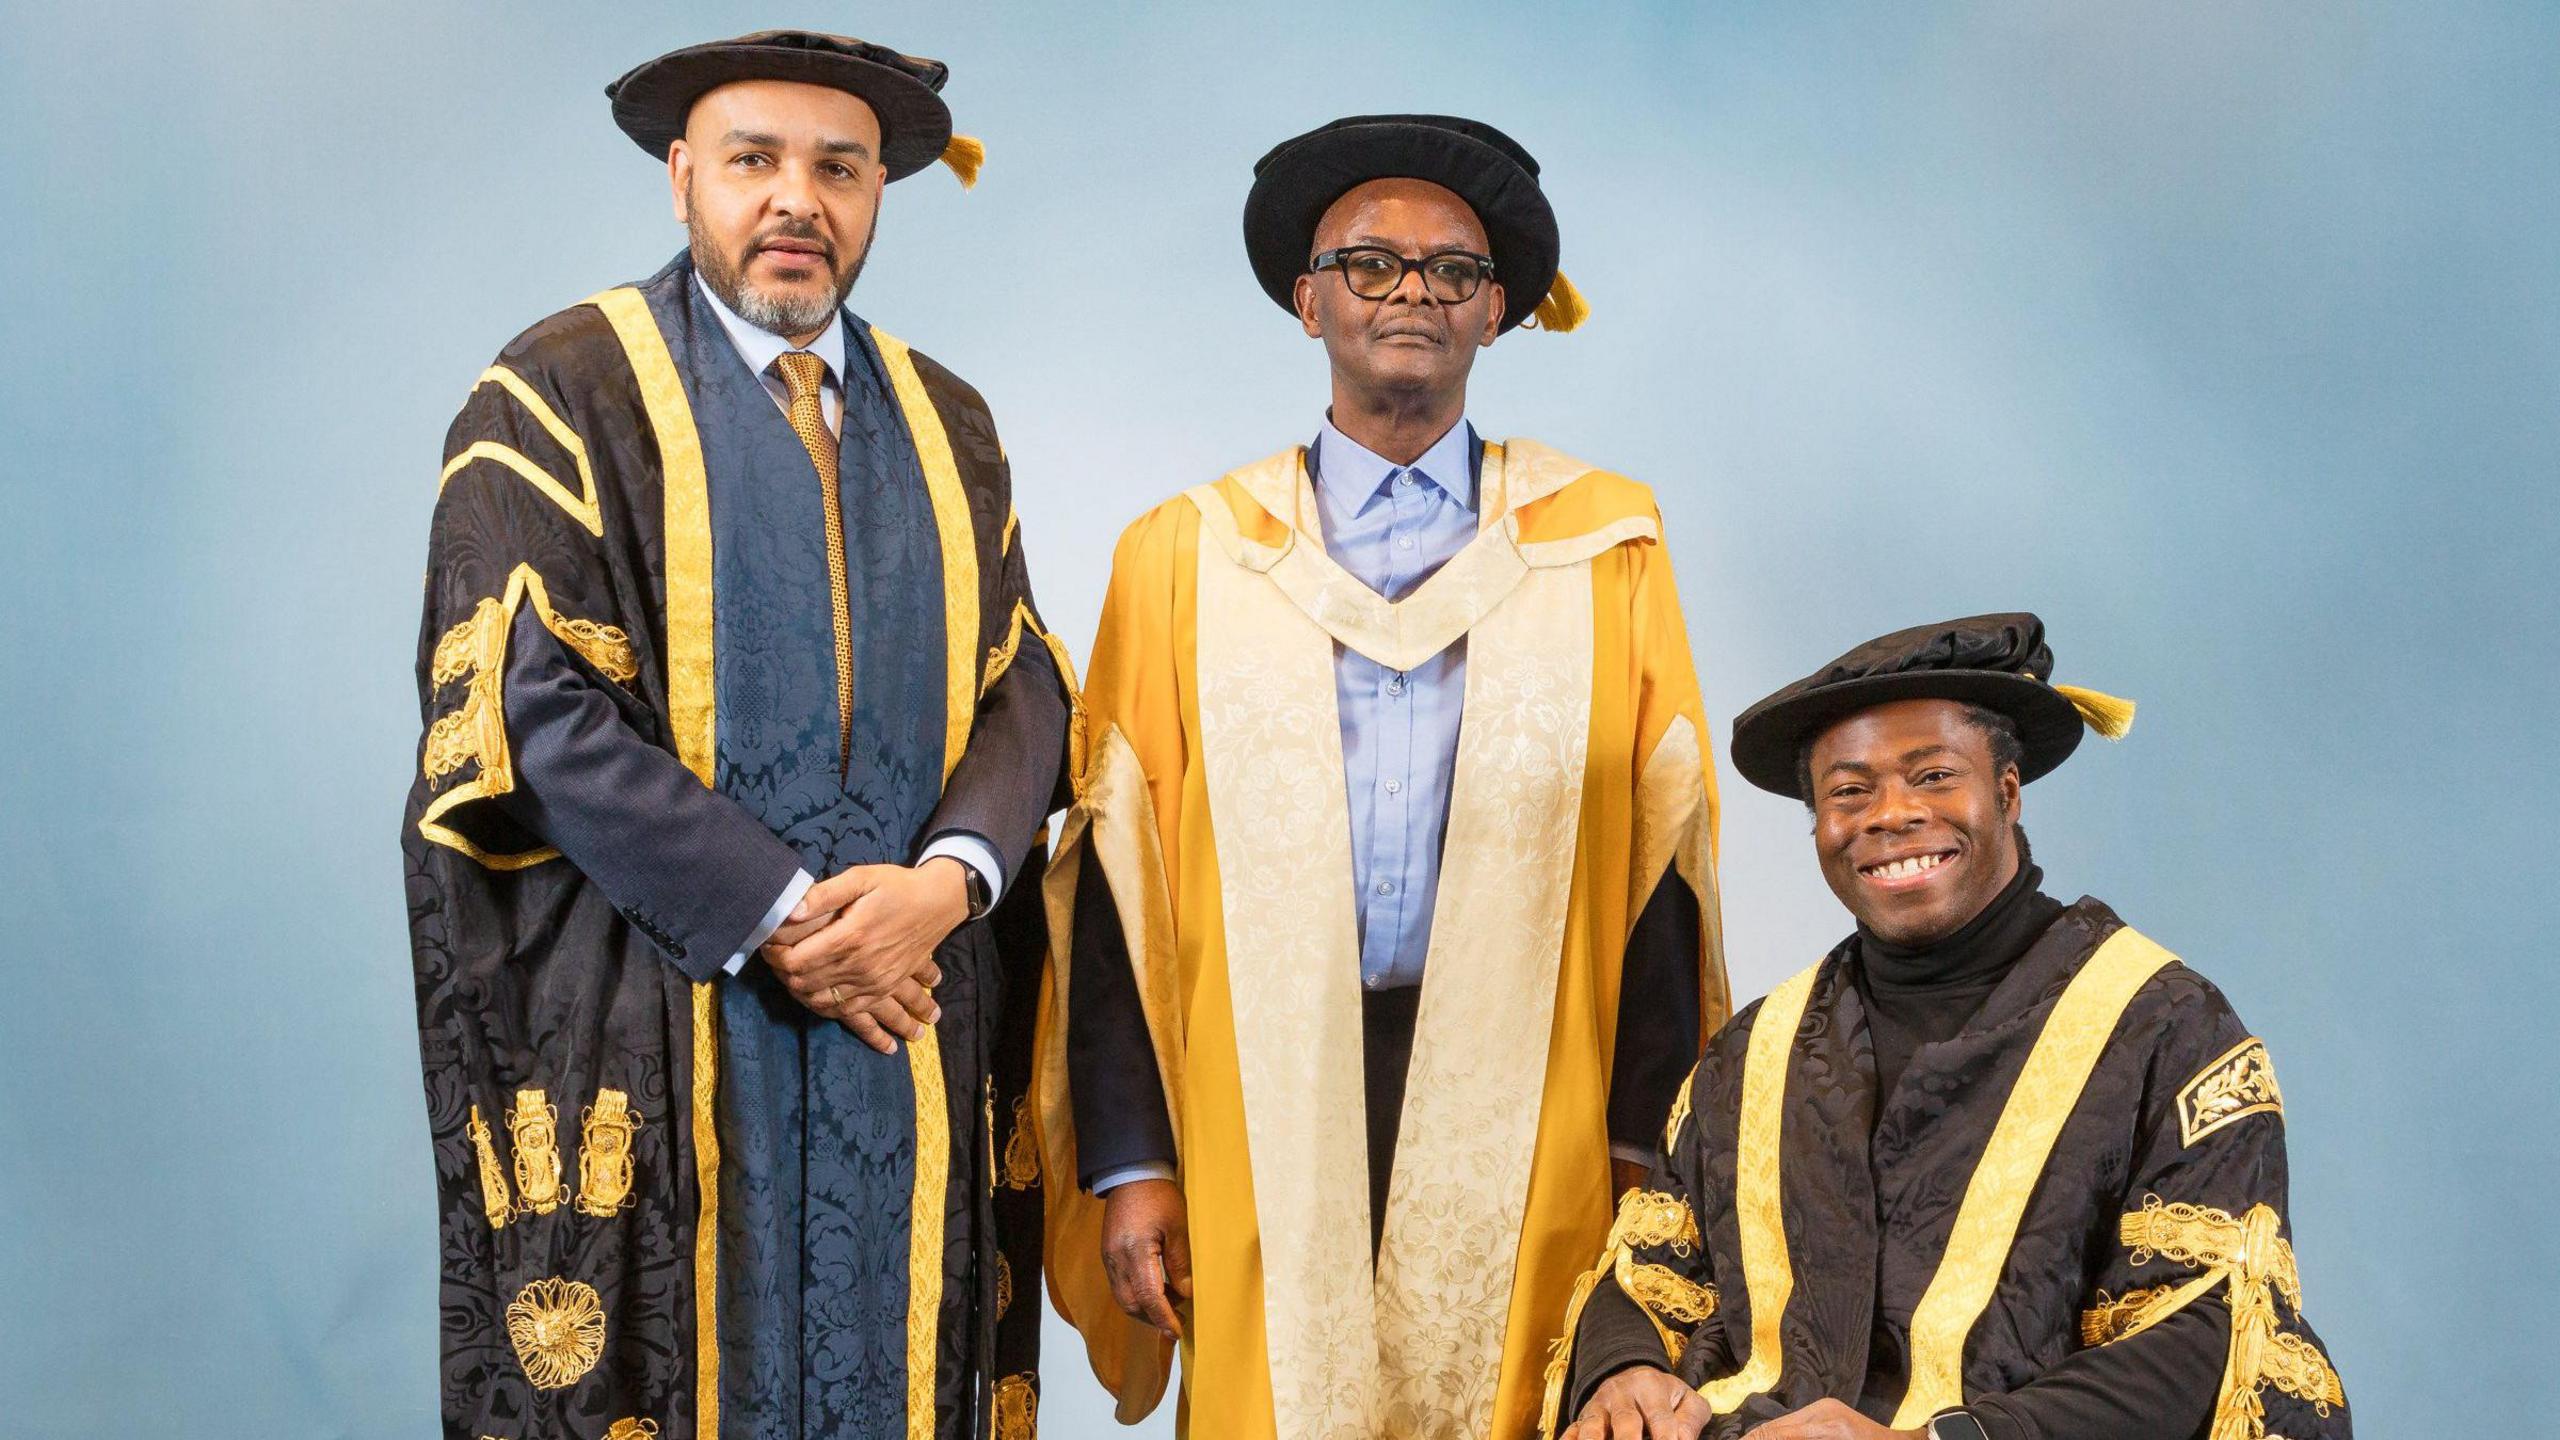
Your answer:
[1739,1400,1923,1440]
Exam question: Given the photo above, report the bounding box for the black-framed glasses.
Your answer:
[1310,246,1497,304]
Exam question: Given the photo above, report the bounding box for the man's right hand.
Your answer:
[1099,1177,1190,1340]
[1563,1365,1711,1440]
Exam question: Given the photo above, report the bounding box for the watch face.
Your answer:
[1928,1413,1989,1440]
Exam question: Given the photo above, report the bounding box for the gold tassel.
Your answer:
[939,134,985,189]
[1528,269,1588,332]
[2054,683,2137,740]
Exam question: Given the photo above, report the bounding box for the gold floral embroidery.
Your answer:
[1608,1188,1701,1257]
[602,1422,658,1440]
[999,1094,1040,1191]
[576,1089,642,1217]
[2110,1196,2339,1440]
[2177,1038,2284,1148]
[508,1089,565,1216]
[504,1276,606,1389]
[994,1252,1014,1321]
[467,1104,511,1229]
[424,600,510,782]
[991,1372,1038,1440]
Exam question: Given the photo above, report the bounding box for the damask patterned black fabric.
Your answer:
[1557,901,2351,1440]
[405,253,1065,1440]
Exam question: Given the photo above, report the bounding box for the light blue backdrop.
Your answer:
[2,2,2550,1435]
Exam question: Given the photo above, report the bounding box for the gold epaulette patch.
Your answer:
[2080,1284,2178,1346]
[1623,1260,1719,1325]
[2177,1037,2284,1148]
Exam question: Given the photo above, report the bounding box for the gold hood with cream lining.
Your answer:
[1037,437,1730,1440]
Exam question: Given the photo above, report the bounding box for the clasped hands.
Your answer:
[1566,1374,1921,1440]
[759,856,971,1055]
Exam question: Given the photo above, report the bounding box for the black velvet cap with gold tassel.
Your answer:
[1728,612,2138,799]
[607,30,984,186]
[1244,113,1583,334]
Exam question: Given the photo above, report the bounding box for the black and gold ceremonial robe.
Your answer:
[403,255,1070,1440]
[1546,899,2349,1440]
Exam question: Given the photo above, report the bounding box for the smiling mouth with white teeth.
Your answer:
[1861,851,1955,882]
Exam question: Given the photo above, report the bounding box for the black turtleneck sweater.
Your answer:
[1852,859,2063,1104]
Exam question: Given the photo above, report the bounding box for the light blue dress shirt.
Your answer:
[1309,415,1479,992]
[696,278,1003,973]
[1086,415,1481,1195]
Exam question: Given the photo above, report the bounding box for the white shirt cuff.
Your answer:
[1609,1142,1658,1170]
[1089,1161,1176,1196]
[725,869,815,975]
[918,833,1005,908]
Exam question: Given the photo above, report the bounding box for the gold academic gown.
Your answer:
[1034,439,1731,1440]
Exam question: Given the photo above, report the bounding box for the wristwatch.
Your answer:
[1926,1410,1988,1440]
[959,863,994,922]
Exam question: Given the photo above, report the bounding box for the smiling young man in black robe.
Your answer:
[1545,615,2349,1440]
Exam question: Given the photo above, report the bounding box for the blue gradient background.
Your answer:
[2,2,2550,1435]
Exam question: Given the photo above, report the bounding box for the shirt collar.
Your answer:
[1311,415,1477,529]
[697,272,847,390]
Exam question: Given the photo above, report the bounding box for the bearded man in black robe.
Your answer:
[1545,615,2348,1440]
[402,31,1066,1440]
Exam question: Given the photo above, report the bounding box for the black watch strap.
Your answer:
[1927,1410,1989,1440]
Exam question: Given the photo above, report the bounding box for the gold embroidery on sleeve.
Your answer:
[505,1276,607,1389]
[992,1372,1038,1439]
[575,1089,642,1218]
[602,1421,659,1440]
[1612,1188,1702,1256]
[1623,1261,1719,1325]
[2177,1038,2284,1148]
[416,563,636,869]
[994,1251,1014,1321]
[1537,1185,1718,1435]
[507,1088,565,1216]
[2104,1196,2342,1440]
[467,1103,512,1229]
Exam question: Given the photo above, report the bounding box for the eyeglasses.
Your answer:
[1310,246,1497,304]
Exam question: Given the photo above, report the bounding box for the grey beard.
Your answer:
[687,199,873,338]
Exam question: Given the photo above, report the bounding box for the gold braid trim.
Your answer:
[1538,1188,1714,1436]
[575,1088,642,1217]
[2106,1196,2339,1440]
[507,1088,564,1216]
[466,1104,511,1229]
[1662,1073,1695,1151]
[1625,1261,1720,1325]
[2080,1284,2179,1346]
[602,1422,658,1440]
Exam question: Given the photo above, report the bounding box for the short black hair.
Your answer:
[1795,703,2026,809]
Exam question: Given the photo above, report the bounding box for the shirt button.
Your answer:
[1384,780,1402,795]
[1396,473,1415,487]
[1396,536,1417,551]
[1386,674,1407,696]
[1376,880,1395,896]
